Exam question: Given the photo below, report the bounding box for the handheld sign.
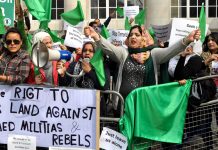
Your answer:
[168,18,208,46]
[99,127,127,150]
[64,26,83,48]
[124,6,139,19]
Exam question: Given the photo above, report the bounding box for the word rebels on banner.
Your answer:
[0,85,100,149]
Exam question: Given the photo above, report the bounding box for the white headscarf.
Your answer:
[32,31,51,45]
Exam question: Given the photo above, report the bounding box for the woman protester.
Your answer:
[27,31,67,86]
[0,27,31,84]
[58,42,110,116]
[88,24,200,114]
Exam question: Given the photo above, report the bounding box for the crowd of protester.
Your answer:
[1,5,218,150]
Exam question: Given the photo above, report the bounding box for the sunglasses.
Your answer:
[5,39,21,45]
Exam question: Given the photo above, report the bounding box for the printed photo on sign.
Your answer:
[211,61,218,75]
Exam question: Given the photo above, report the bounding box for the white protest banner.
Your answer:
[108,29,128,47]
[124,6,139,19]
[0,85,100,149]
[151,24,172,42]
[168,18,209,46]
[64,26,83,48]
[99,127,127,150]
[8,134,36,150]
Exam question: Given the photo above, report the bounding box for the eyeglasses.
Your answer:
[5,39,21,45]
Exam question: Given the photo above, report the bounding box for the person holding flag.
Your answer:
[58,42,110,116]
[89,24,200,115]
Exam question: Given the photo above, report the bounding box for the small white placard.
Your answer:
[8,134,36,150]
[168,18,209,46]
[99,127,127,150]
[124,6,139,19]
[64,26,83,48]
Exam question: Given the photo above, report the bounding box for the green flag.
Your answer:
[135,9,145,26]
[116,6,124,17]
[0,9,6,34]
[46,28,64,44]
[24,0,46,21]
[125,17,131,30]
[199,3,206,43]
[90,49,105,87]
[60,0,84,26]
[119,80,192,150]
[100,25,110,39]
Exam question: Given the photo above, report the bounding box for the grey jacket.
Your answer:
[96,37,187,109]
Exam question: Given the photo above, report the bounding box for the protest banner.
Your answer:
[151,24,171,42]
[0,84,100,149]
[108,29,128,47]
[124,6,139,19]
[64,26,83,48]
[0,0,14,26]
[168,18,208,46]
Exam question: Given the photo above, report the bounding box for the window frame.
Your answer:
[171,0,218,18]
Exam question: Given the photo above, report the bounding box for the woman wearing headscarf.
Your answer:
[89,25,200,112]
[27,31,64,86]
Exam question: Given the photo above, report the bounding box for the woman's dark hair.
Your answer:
[127,25,143,39]
[4,27,23,42]
[82,41,96,53]
[203,32,218,52]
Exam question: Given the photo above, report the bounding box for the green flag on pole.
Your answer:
[24,0,47,21]
[100,25,110,39]
[135,9,145,26]
[119,80,192,150]
[199,3,206,43]
[90,49,106,87]
[24,0,51,29]
[60,0,84,26]
[116,6,124,17]
[0,9,6,34]
[125,17,131,30]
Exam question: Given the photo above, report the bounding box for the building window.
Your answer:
[32,0,64,20]
[51,0,64,20]
[171,0,218,18]
[91,0,144,19]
